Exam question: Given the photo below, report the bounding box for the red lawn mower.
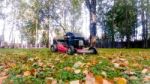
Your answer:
[50,32,97,55]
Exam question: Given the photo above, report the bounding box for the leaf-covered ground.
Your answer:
[0,48,150,84]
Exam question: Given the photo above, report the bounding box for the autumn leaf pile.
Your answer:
[0,48,150,84]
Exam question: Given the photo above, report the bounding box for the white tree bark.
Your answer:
[35,19,38,48]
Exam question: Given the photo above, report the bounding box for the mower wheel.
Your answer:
[88,47,97,54]
[67,46,75,55]
[51,44,57,52]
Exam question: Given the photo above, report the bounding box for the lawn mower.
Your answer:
[50,32,97,55]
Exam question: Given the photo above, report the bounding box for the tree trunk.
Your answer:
[124,0,130,48]
[1,16,5,47]
[121,35,124,48]
[111,29,115,48]
[9,0,15,48]
[1,0,7,45]
[145,0,149,48]
[112,1,116,48]
[141,0,147,48]
[48,2,51,48]
[86,0,97,47]
[64,4,66,32]
[21,21,23,48]
[35,19,38,48]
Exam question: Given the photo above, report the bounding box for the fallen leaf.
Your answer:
[74,69,81,74]
[0,71,7,77]
[103,79,113,84]
[95,76,103,84]
[8,63,16,68]
[114,63,120,68]
[119,63,128,67]
[38,62,44,67]
[115,78,127,84]
[30,69,36,76]
[47,63,54,68]
[70,80,80,84]
[28,58,34,62]
[23,71,31,76]
[83,69,88,75]
[107,79,114,84]
[112,58,128,68]
[45,77,53,84]
[124,70,135,76]
[101,71,107,78]
[73,61,83,68]
[95,76,113,84]
[132,64,141,69]
[64,67,73,72]
[129,76,138,80]
[46,77,57,84]
[85,62,92,68]
[0,76,8,84]
[142,69,148,74]
[90,59,98,65]
[51,79,57,84]
[143,76,150,82]
[85,72,95,84]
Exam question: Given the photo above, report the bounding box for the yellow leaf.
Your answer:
[90,59,98,65]
[74,69,81,74]
[64,67,73,72]
[95,76,113,84]
[73,61,83,68]
[85,62,92,68]
[83,69,89,75]
[114,63,120,68]
[115,78,127,84]
[8,63,16,68]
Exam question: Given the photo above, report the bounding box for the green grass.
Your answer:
[0,48,150,84]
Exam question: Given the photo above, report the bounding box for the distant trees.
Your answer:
[102,0,150,48]
[70,0,82,32]
[17,0,84,48]
[18,0,40,47]
[105,0,137,48]
[0,0,150,48]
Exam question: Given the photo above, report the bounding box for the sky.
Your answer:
[0,0,21,44]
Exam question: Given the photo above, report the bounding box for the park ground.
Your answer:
[0,48,150,84]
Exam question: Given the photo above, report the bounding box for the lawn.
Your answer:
[0,48,150,84]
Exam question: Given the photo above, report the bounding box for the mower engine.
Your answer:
[64,32,86,48]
